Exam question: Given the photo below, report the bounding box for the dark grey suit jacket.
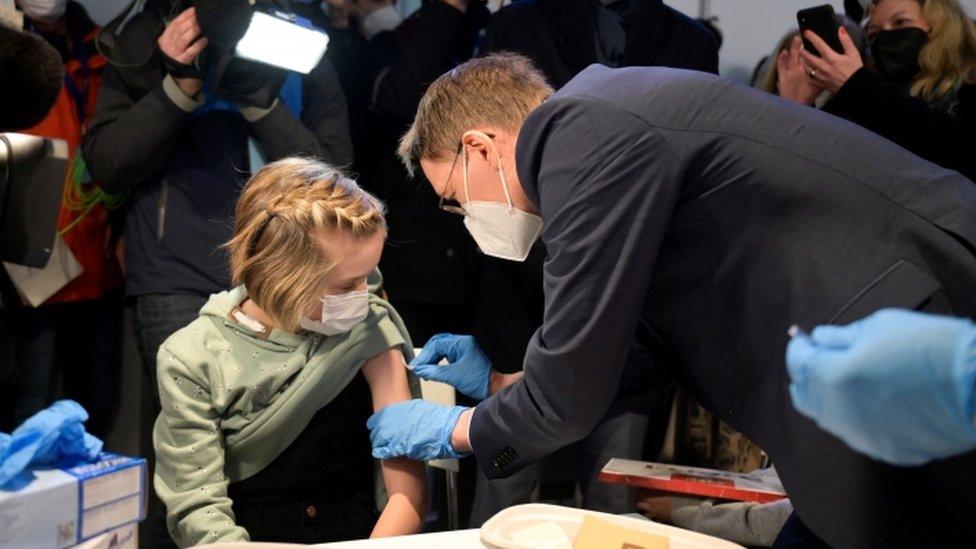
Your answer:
[469,65,976,547]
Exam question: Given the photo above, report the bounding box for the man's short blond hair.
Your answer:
[225,158,386,332]
[398,53,553,171]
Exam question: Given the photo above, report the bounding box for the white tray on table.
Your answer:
[480,504,745,548]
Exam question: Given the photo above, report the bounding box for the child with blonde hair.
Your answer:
[153,158,425,546]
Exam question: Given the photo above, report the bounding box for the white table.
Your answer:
[316,529,483,548]
[197,530,485,549]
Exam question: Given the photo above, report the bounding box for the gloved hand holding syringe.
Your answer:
[785,309,976,466]
[407,334,523,401]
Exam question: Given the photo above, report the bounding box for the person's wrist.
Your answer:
[488,369,504,397]
[778,81,806,105]
[449,408,473,454]
[836,66,868,95]
[488,370,522,396]
[174,76,203,99]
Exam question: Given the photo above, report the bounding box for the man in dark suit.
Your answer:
[369,53,976,547]
[469,0,721,525]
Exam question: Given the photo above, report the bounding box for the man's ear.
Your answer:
[462,130,497,166]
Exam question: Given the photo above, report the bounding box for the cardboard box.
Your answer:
[0,454,146,549]
[599,458,787,503]
[73,523,138,549]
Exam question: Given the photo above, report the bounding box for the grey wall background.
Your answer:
[79,0,976,83]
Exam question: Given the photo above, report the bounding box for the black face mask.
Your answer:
[870,27,929,85]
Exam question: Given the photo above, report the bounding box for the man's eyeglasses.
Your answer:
[437,133,495,216]
[438,144,466,216]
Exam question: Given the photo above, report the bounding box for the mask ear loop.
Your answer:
[462,145,472,205]
[314,294,328,322]
[463,132,515,211]
[496,152,516,212]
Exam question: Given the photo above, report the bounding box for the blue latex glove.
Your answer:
[786,309,976,466]
[367,399,468,460]
[0,400,103,487]
[409,334,492,401]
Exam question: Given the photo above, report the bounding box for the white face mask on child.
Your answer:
[299,289,370,336]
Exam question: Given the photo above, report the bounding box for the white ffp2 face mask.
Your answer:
[18,0,66,21]
[299,289,369,336]
[461,141,543,262]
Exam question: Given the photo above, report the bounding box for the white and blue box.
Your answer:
[0,453,147,548]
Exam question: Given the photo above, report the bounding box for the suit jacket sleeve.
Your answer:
[468,96,684,477]
[81,14,196,193]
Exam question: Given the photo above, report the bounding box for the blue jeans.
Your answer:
[10,295,123,439]
[131,293,207,414]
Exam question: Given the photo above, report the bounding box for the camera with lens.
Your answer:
[100,0,330,109]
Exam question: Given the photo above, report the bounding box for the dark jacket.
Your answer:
[474,0,719,373]
[470,65,976,548]
[82,8,352,298]
[482,0,719,88]
[325,1,484,314]
[824,67,976,182]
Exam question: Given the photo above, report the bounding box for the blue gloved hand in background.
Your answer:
[367,399,468,460]
[786,309,976,466]
[0,400,103,487]
[409,334,492,401]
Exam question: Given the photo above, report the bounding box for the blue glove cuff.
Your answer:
[475,371,491,402]
[438,406,471,459]
[958,321,976,427]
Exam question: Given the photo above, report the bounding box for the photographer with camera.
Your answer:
[82,1,353,415]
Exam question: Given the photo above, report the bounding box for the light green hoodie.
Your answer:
[153,275,413,547]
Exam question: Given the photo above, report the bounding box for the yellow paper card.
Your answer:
[573,515,669,549]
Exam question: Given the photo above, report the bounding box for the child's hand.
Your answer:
[636,489,675,523]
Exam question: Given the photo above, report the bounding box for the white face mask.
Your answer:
[460,138,543,262]
[360,4,402,40]
[299,289,369,336]
[18,0,66,21]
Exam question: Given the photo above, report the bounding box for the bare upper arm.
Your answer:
[361,346,412,412]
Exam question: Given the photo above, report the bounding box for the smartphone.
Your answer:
[797,5,844,56]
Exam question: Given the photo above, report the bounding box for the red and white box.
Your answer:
[599,458,787,503]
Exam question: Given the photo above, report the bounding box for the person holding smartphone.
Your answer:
[777,0,976,182]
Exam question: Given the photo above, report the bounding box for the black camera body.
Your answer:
[0,134,68,268]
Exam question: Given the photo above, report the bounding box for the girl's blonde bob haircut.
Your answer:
[226,158,386,332]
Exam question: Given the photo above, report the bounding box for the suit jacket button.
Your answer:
[306,505,317,518]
